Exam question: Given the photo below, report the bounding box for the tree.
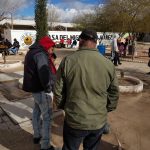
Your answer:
[0,0,27,22]
[73,12,97,31]
[35,0,48,42]
[47,4,60,30]
[72,0,150,32]
[91,0,150,32]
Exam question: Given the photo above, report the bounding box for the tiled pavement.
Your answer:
[0,54,150,150]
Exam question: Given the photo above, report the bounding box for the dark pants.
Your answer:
[62,121,105,150]
[114,51,121,65]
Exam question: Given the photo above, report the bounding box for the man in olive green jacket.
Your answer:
[54,29,119,150]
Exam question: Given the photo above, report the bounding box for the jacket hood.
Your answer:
[29,42,40,49]
[29,42,47,54]
[39,36,55,51]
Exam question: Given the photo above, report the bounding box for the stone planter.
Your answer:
[118,75,143,93]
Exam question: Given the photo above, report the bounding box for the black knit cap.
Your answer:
[79,29,98,41]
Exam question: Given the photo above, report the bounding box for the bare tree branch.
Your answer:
[0,0,28,22]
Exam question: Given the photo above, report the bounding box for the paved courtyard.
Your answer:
[0,45,150,150]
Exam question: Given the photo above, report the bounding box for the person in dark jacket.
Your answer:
[4,39,12,48]
[8,38,20,54]
[23,36,56,150]
[54,29,119,150]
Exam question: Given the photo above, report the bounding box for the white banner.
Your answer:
[4,29,114,49]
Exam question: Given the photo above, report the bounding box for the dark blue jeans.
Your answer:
[62,121,105,150]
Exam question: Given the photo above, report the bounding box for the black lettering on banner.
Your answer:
[62,35,68,40]
[105,35,109,40]
[48,33,114,41]
[104,35,106,39]
[56,35,58,40]
[99,35,104,40]
[60,35,63,39]
[52,35,55,40]
[70,35,73,39]
[108,35,113,40]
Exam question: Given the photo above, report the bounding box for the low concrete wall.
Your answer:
[119,75,143,93]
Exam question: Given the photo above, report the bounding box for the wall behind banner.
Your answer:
[4,29,114,49]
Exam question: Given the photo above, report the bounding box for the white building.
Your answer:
[0,19,75,31]
[0,19,114,49]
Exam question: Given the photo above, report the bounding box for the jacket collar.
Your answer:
[77,47,98,52]
[29,42,49,56]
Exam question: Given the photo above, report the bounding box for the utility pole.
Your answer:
[10,13,13,29]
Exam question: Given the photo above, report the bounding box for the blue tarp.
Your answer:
[97,44,106,55]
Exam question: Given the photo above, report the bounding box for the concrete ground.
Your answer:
[0,45,150,150]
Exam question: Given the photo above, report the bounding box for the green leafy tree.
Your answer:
[73,13,96,30]
[91,0,150,32]
[35,0,48,42]
[73,0,150,32]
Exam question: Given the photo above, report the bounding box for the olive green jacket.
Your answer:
[54,48,119,130]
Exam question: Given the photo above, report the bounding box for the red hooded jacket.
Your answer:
[39,36,56,74]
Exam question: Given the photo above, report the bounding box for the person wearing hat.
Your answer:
[54,29,119,150]
[23,36,56,150]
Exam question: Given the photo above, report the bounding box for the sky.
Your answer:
[11,0,107,22]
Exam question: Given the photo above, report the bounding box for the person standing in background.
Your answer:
[112,34,122,66]
[60,38,65,48]
[66,38,72,48]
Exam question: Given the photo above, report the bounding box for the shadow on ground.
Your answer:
[0,128,39,150]
[0,81,31,101]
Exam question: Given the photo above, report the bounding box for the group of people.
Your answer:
[111,34,137,66]
[2,38,20,55]
[59,38,77,48]
[9,38,20,54]
[23,29,119,150]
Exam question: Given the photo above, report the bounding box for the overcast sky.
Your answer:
[0,0,107,22]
